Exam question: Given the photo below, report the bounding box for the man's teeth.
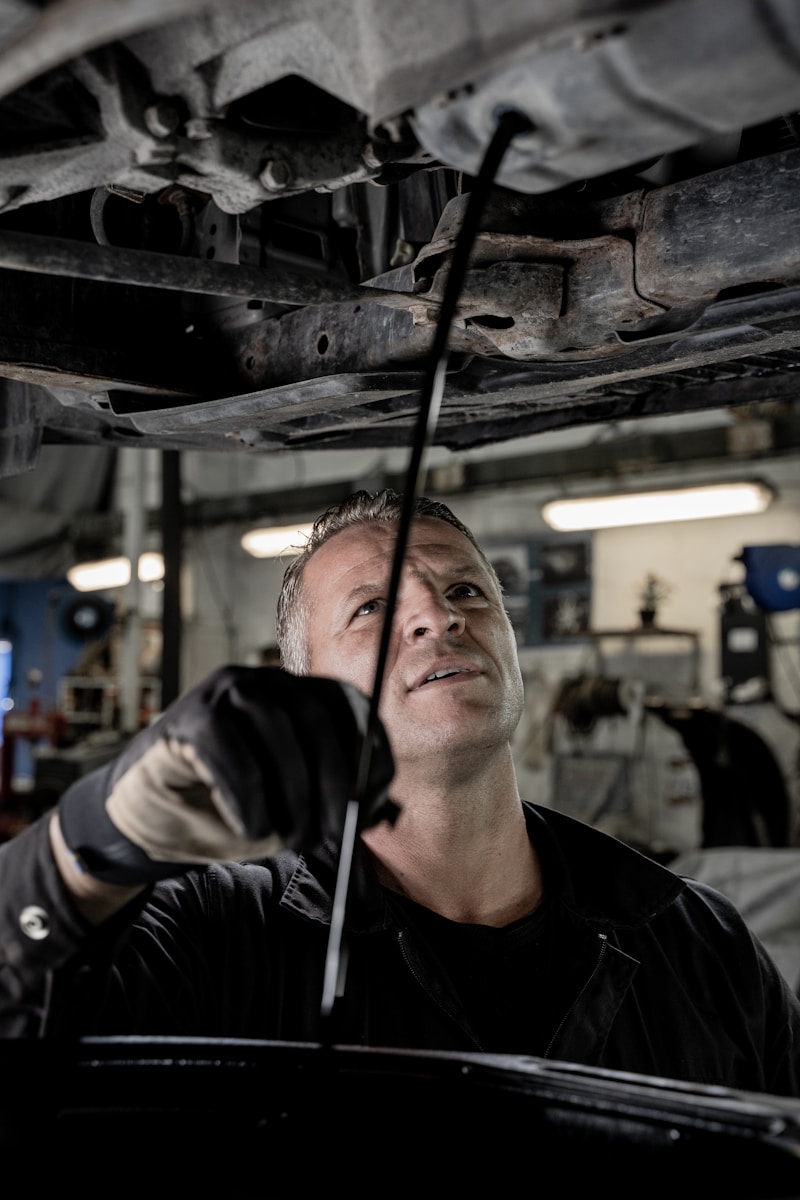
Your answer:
[424,668,464,683]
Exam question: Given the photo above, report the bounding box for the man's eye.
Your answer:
[354,598,382,617]
[449,583,482,599]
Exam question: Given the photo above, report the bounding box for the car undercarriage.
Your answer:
[0,0,799,475]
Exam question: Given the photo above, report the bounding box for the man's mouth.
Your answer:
[418,667,471,687]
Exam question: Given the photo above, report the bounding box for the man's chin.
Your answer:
[394,713,510,758]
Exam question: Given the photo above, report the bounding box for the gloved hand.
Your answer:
[58,666,396,885]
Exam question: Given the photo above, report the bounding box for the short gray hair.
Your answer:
[276,489,497,675]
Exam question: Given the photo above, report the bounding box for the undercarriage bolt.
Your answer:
[144,102,180,138]
[185,118,214,140]
[390,238,415,268]
[362,141,383,169]
[259,159,292,191]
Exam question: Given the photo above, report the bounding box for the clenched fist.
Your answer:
[58,667,396,885]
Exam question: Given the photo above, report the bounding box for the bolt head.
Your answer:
[185,118,214,140]
[259,159,292,191]
[362,141,383,169]
[144,102,180,138]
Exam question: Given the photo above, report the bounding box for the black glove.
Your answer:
[58,666,396,885]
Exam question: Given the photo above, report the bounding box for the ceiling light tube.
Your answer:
[67,553,165,592]
[240,523,314,559]
[138,551,166,583]
[542,481,774,532]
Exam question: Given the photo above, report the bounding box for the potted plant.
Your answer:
[637,572,672,628]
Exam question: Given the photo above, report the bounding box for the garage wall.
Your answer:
[179,456,800,695]
[171,450,800,847]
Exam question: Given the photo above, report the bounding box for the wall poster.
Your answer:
[484,533,592,646]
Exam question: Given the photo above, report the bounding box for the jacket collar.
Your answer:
[524,803,686,930]
[277,801,686,933]
[277,839,391,933]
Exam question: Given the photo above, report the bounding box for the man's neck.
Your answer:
[361,747,543,927]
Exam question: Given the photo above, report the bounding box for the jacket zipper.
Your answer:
[397,929,486,1052]
[543,932,608,1059]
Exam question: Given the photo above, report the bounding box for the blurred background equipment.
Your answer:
[740,545,800,613]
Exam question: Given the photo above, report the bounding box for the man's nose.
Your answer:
[401,586,465,640]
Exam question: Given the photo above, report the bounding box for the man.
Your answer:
[0,490,798,1096]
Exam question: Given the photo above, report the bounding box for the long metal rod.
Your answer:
[319,110,533,1036]
[0,229,421,310]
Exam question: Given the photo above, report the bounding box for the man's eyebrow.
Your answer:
[338,561,491,612]
[387,560,491,584]
[431,562,492,580]
[339,580,387,609]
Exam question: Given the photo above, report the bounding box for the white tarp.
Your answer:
[671,846,800,995]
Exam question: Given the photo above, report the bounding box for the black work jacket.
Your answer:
[1,803,798,1096]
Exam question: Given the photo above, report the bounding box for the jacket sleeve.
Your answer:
[749,915,800,1098]
[0,814,147,1036]
[0,814,289,1038]
[685,879,800,1098]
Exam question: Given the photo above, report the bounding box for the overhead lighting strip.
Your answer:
[542,481,774,531]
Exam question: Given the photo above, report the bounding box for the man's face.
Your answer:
[302,518,524,765]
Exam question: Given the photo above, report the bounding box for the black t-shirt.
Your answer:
[387,893,576,1056]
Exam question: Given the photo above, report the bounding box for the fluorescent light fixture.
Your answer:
[67,552,165,591]
[542,481,774,532]
[241,523,314,559]
[138,552,166,583]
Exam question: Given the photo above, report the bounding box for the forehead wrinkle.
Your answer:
[335,558,493,620]
[406,554,501,597]
[310,521,494,612]
[402,561,468,584]
[398,539,500,593]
